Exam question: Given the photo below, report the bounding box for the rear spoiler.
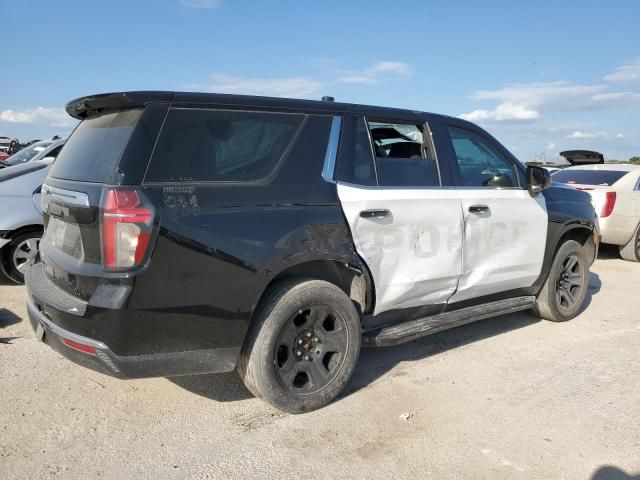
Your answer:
[559,150,604,166]
[65,91,174,120]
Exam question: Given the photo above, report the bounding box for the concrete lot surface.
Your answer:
[1,248,639,480]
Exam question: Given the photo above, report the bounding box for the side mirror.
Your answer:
[41,156,56,164]
[526,165,551,195]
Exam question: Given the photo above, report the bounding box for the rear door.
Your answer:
[335,115,464,315]
[441,122,548,304]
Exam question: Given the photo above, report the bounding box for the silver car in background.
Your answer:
[0,138,65,169]
[0,159,55,283]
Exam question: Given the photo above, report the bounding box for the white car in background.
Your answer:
[554,151,640,262]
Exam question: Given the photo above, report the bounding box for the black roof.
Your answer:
[65,91,455,123]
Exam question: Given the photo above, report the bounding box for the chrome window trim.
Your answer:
[321,116,343,182]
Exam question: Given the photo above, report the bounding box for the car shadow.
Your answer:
[591,466,640,480]
[169,371,253,402]
[0,308,22,328]
[579,271,601,314]
[170,274,604,404]
[597,244,623,261]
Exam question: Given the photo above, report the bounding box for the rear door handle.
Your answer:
[360,209,391,219]
[468,205,490,214]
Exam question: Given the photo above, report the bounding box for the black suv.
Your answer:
[26,91,598,413]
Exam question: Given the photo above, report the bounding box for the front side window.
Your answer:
[145,109,303,182]
[368,120,440,187]
[447,126,519,188]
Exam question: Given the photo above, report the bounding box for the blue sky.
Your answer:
[1,0,639,161]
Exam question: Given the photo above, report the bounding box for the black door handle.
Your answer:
[360,209,391,219]
[469,205,490,214]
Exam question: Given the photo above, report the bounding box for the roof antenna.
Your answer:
[321,96,335,102]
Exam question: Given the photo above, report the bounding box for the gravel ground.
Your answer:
[1,247,639,480]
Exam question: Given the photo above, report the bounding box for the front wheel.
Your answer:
[237,279,361,414]
[532,240,590,322]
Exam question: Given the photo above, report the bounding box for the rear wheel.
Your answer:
[532,240,590,322]
[0,230,42,284]
[619,224,640,262]
[237,279,361,414]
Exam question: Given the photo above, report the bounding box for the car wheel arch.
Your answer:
[249,258,375,331]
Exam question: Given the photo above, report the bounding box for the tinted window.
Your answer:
[44,145,63,160]
[448,126,519,188]
[334,116,377,186]
[49,109,142,182]
[368,121,440,187]
[553,169,628,186]
[146,109,303,182]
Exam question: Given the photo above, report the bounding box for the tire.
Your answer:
[532,240,590,322]
[237,279,361,414]
[619,224,640,262]
[0,230,42,284]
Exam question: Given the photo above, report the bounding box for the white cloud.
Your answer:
[195,60,413,98]
[179,0,221,8]
[335,61,412,84]
[616,133,624,138]
[460,102,540,122]
[604,60,640,82]
[545,142,555,150]
[202,73,323,98]
[565,130,608,139]
[0,107,75,127]
[460,80,640,123]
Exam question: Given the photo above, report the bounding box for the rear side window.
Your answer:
[49,109,142,182]
[145,109,304,182]
[553,169,628,186]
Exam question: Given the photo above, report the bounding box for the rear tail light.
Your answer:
[601,192,617,218]
[101,188,155,270]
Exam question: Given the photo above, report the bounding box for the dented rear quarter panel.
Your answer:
[124,114,367,355]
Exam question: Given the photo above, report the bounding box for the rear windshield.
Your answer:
[553,169,627,186]
[49,109,142,182]
[145,109,303,182]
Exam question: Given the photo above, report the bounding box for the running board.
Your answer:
[363,296,536,347]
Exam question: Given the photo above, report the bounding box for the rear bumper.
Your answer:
[599,215,638,246]
[27,299,240,378]
[25,260,241,378]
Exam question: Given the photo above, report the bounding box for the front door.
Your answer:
[442,124,548,304]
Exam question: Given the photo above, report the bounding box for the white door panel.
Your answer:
[337,184,464,315]
[449,189,548,303]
